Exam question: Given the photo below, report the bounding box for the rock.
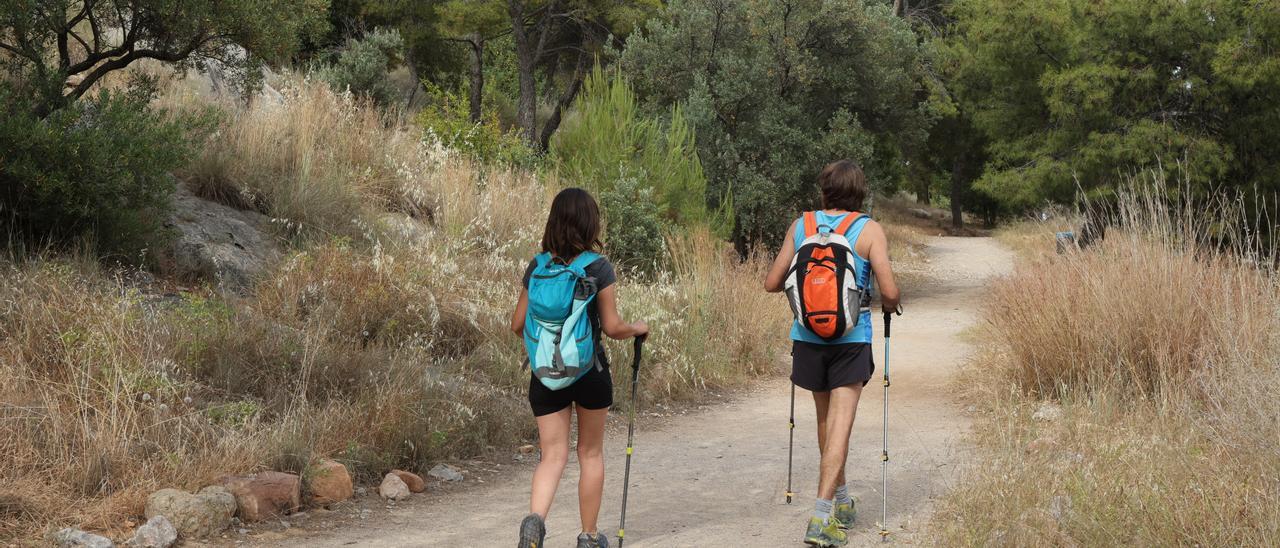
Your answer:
[389,470,426,493]
[163,183,281,293]
[220,471,302,522]
[127,515,177,548]
[308,459,353,505]
[1025,437,1059,455]
[428,463,464,482]
[908,208,932,219]
[379,473,411,501]
[355,487,368,497]
[517,444,536,455]
[1032,402,1064,422]
[144,486,235,539]
[52,528,114,548]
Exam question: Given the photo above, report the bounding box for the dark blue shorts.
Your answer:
[528,364,613,417]
[790,341,875,392]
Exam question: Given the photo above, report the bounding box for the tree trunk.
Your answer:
[467,36,485,123]
[537,50,590,152]
[509,0,557,146]
[917,182,930,205]
[508,1,537,144]
[950,158,965,229]
[893,0,908,17]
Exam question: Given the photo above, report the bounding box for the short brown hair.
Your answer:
[541,187,603,260]
[817,160,868,212]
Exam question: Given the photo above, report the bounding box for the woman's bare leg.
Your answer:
[530,407,573,517]
[575,405,609,534]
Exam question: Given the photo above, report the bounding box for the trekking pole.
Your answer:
[785,382,796,504]
[880,306,902,542]
[617,334,646,548]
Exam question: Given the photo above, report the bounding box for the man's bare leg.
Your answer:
[813,384,862,500]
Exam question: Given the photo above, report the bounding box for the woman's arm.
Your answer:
[764,219,800,293]
[596,285,649,340]
[510,289,528,336]
[862,221,901,311]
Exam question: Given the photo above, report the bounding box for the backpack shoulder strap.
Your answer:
[803,211,818,238]
[568,251,600,274]
[534,252,553,269]
[833,212,867,236]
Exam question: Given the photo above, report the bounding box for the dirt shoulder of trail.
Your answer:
[204,236,1012,548]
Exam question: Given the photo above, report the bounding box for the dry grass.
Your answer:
[0,76,788,543]
[931,185,1280,546]
[176,77,436,240]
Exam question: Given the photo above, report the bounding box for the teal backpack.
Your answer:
[523,251,602,390]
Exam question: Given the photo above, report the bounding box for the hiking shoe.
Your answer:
[518,513,546,548]
[803,516,848,547]
[833,499,857,528]
[576,532,609,548]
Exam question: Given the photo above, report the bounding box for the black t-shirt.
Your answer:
[522,255,617,367]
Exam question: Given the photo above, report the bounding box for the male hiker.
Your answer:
[763,160,901,547]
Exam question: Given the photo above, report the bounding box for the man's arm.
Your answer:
[764,219,800,293]
[863,221,900,311]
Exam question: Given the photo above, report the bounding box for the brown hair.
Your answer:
[817,160,868,212]
[541,187,603,260]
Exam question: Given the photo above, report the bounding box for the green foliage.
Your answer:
[0,83,213,258]
[416,83,539,167]
[0,0,329,114]
[552,66,710,227]
[316,28,406,105]
[622,0,932,250]
[600,177,666,276]
[944,0,1280,210]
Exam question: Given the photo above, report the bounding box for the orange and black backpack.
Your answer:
[784,211,870,341]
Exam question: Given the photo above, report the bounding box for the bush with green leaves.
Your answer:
[0,84,211,259]
[316,28,407,106]
[622,0,931,252]
[601,177,666,276]
[552,66,710,227]
[416,82,539,168]
[943,0,1280,211]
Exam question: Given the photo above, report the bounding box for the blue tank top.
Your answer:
[789,211,873,345]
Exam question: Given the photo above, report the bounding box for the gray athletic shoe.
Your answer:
[576,532,609,548]
[518,513,546,548]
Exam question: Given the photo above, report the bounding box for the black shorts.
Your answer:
[791,341,875,392]
[528,364,614,417]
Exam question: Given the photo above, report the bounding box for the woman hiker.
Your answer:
[512,188,650,548]
[763,160,901,547]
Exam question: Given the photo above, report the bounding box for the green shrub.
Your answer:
[0,84,210,259]
[416,82,539,168]
[316,28,406,106]
[601,177,666,275]
[552,66,709,226]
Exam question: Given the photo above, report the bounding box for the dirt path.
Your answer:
[274,236,1012,547]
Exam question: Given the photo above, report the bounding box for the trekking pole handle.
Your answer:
[632,334,647,370]
[883,305,902,338]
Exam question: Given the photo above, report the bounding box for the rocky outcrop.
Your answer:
[308,459,354,505]
[52,528,114,548]
[389,470,426,493]
[163,184,281,293]
[378,473,411,501]
[126,515,177,548]
[144,486,236,539]
[220,471,302,522]
[428,463,464,482]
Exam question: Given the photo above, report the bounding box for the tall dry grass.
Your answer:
[0,74,789,542]
[178,78,436,239]
[932,184,1280,546]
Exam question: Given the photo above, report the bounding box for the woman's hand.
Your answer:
[630,321,650,337]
